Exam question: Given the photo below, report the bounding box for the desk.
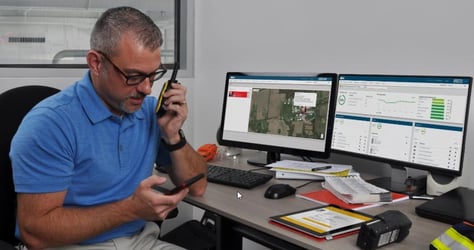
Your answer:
[170,152,451,250]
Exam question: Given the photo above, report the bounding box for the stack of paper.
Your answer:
[296,189,409,211]
[322,176,392,204]
[266,160,352,180]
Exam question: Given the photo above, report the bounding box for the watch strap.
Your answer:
[161,129,186,152]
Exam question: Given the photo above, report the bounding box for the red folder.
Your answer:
[297,189,408,210]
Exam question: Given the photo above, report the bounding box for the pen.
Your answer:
[311,166,332,171]
[409,195,434,200]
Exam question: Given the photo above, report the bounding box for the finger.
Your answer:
[163,84,186,102]
[148,188,188,209]
[157,206,179,220]
[164,94,186,106]
[172,187,189,200]
[140,175,167,189]
[171,82,186,93]
[163,83,184,98]
[162,102,188,119]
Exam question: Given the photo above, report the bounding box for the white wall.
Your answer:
[193,0,474,188]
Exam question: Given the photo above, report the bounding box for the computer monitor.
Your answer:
[332,74,472,191]
[217,72,339,166]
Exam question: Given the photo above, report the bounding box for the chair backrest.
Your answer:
[0,85,60,245]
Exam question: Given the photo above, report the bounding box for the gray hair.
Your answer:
[90,6,163,57]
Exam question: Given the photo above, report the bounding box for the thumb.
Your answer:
[141,175,167,189]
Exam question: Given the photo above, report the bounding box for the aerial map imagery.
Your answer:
[248,88,329,140]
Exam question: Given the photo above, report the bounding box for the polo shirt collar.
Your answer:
[77,71,146,124]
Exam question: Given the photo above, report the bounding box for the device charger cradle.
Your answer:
[426,173,461,196]
[367,163,460,196]
[366,166,428,195]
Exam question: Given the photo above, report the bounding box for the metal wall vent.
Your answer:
[8,37,46,43]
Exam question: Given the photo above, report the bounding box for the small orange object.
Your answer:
[197,144,218,162]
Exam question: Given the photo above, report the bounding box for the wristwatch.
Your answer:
[161,129,187,152]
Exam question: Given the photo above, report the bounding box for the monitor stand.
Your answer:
[367,165,428,195]
[247,151,280,167]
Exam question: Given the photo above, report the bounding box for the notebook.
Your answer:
[415,187,474,225]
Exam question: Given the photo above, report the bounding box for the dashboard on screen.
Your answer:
[218,72,338,166]
[332,74,472,177]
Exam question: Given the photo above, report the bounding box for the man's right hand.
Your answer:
[128,175,188,221]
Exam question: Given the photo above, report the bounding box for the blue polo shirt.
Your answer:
[10,71,171,244]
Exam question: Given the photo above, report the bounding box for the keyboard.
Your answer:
[207,164,273,189]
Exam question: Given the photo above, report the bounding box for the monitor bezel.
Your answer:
[332,73,472,177]
[217,72,339,161]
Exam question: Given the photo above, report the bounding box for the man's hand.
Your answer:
[157,82,188,142]
[128,175,188,221]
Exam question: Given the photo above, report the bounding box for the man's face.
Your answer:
[96,35,163,115]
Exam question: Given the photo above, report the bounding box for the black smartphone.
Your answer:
[156,63,179,117]
[167,173,205,195]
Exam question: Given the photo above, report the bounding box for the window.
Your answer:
[0,0,179,69]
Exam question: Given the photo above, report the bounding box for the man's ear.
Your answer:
[87,50,102,76]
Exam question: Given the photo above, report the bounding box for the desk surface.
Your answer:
[178,152,450,250]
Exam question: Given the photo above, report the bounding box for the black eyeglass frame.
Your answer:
[97,51,167,86]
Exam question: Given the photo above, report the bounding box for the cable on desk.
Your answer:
[300,155,329,163]
[248,167,272,173]
[294,179,324,189]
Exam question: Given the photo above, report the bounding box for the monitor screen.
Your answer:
[217,72,338,166]
[332,74,472,177]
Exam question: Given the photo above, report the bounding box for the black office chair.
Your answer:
[0,85,60,247]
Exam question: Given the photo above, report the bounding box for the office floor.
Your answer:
[242,238,271,250]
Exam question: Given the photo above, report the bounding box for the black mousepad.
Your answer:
[415,187,474,225]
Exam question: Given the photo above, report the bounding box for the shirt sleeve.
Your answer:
[155,139,172,169]
[10,107,75,193]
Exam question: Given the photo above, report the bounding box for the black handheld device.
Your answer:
[356,210,412,249]
[156,62,179,116]
[167,173,205,195]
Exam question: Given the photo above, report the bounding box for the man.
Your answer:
[10,6,207,249]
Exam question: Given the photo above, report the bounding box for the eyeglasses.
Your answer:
[97,51,167,86]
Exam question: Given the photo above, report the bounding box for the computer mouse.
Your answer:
[264,184,296,199]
